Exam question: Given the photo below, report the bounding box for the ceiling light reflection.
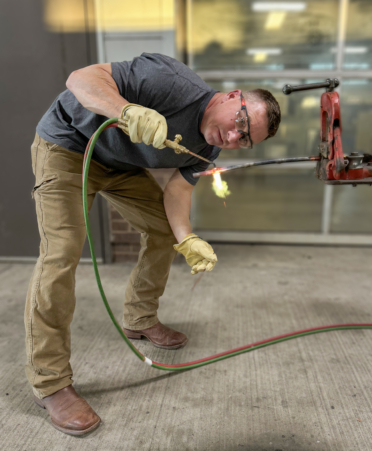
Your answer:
[301,97,318,108]
[265,12,286,29]
[254,53,267,62]
[247,48,282,55]
[252,2,306,12]
[331,47,368,54]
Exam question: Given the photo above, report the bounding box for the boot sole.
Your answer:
[124,331,188,350]
[34,397,101,436]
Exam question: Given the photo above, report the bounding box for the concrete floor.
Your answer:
[1,244,372,451]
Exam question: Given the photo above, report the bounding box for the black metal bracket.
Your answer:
[282,78,340,95]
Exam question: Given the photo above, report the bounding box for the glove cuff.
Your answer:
[173,233,198,252]
[178,233,198,245]
[120,103,143,119]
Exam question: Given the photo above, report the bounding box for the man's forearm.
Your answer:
[164,172,193,243]
[66,64,128,118]
[164,190,192,243]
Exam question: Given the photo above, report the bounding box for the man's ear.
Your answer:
[221,89,241,103]
[227,89,241,100]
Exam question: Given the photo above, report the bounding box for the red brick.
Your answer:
[129,243,141,252]
[111,220,129,232]
[114,243,132,252]
[110,209,123,220]
[112,232,141,244]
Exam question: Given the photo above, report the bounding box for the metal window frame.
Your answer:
[191,0,372,245]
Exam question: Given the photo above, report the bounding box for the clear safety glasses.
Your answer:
[235,94,253,149]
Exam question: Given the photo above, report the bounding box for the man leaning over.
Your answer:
[26,53,281,435]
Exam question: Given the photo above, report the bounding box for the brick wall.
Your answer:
[109,168,175,262]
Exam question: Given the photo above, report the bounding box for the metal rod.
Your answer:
[192,156,320,178]
[282,79,339,95]
[188,150,216,166]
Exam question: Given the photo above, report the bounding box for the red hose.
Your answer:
[150,324,372,369]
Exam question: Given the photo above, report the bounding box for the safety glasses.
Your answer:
[235,94,253,149]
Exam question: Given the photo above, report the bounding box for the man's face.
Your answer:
[202,90,268,149]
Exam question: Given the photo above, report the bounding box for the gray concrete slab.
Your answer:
[1,244,372,450]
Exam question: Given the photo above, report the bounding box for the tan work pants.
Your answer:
[25,134,177,399]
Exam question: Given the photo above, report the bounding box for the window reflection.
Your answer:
[191,0,339,70]
[344,0,372,70]
[193,167,323,232]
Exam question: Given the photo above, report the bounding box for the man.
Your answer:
[26,53,281,435]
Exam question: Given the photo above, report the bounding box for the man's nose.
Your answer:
[227,129,241,144]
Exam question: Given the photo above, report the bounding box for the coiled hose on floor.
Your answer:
[82,118,372,371]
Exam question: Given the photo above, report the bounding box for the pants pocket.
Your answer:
[31,175,58,199]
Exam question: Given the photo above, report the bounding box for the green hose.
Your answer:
[82,118,372,371]
[82,119,145,363]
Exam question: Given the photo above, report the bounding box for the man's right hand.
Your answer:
[117,104,167,149]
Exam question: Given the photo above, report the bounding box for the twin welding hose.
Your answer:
[82,118,372,371]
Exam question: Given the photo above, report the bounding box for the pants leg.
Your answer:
[25,134,102,399]
[101,169,178,330]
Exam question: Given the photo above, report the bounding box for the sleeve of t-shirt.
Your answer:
[111,54,176,109]
[111,53,211,115]
[110,60,131,100]
[180,147,220,185]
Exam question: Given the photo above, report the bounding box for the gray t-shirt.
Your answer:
[36,53,221,185]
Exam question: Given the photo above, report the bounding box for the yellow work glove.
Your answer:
[117,104,167,149]
[174,233,217,275]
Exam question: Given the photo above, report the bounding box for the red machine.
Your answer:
[193,78,372,181]
[283,79,372,186]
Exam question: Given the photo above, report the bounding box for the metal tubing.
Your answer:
[193,156,320,178]
[283,79,339,95]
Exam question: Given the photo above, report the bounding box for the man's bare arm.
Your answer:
[163,169,194,243]
[66,63,128,118]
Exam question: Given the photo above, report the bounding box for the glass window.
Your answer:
[192,167,324,232]
[331,185,372,234]
[190,0,339,71]
[338,79,372,155]
[344,0,372,70]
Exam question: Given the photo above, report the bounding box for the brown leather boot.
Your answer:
[34,385,101,436]
[123,321,188,349]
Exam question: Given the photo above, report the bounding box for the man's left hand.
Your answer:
[174,233,217,275]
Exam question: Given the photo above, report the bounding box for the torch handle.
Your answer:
[117,122,215,167]
[164,135,216,167]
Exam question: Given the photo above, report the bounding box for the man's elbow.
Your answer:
[66,70,78,91]
[66,69,86,91]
